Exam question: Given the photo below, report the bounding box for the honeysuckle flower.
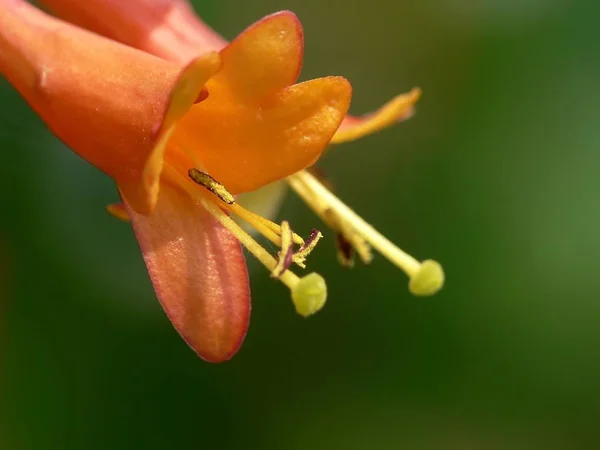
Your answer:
[40,0,421,136]
[43,0,444,295]
[0,0,354,361]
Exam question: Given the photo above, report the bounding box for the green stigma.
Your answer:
[408,260,445,296]
[291,272,328,317]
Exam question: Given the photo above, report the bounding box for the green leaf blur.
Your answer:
[2,0,599,448]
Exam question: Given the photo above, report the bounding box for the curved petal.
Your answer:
[40,0,226,61]
[213,11,304,101]
[0,1,175,183]
[0,1,220,214]
[119,52,221,214]
[331,87,421,144]
[174,76,352,194]
[124,183,251,363]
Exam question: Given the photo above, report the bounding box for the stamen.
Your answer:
[288,171,444,296]
[228,203,305,246]
[199,198,327,317]
[272,226,323,272]
[271,221,294,278]
[165,164,326,314]
[188,168,234,204]
[335,233,355,267]
[292,229,323,268]
[180,141,300,248]
[186,168,304,246]
[324,208,373,264]
[302,167,372,264]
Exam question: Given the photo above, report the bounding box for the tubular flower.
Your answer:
[0,0,353,361]
[42,0,445,296]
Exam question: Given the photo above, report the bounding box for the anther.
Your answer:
[186,168,306,251]
[165,164,329,313]
[197,195,328,316]
[271,221,294,278]
[292,229,323,268]
[335,233,355,267]
[188,168,235,204]
[332,217,373,264]
[273,225,323,274]
[303,171,373,266]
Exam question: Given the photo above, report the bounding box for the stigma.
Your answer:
[286,170,444,296]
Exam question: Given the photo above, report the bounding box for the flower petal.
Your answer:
[331,87,421,144]
[124,183,251,363]
[174,76,352,193]
[0,1,174,183]
[106,203,129,221]
[0,1,220,215]
[40,0,227,61]
[213,11,304,101]
[119,52,221,214]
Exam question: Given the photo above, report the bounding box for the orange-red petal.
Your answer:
[124,184,250,363]
[174,76,352,193]
[40,0,226,61]
[0,1,174,184]
[0,1,219,214]
[331,88,421,144]
[119,52,221,214]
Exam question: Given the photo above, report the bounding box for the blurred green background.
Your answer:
[2,0,600,448]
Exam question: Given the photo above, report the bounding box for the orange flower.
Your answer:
[0,0,353,361]
[44,0,444,295]
[41,0,420,139]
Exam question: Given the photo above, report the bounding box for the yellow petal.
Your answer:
[174,76,352,194]
[106,202,129,221]
[118,52,221,214]
[214,11,304,101]
[331,87,421,144]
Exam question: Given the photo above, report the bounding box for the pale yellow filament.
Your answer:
[288,171,444,296]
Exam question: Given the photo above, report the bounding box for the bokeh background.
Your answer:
[2,0,600,448]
